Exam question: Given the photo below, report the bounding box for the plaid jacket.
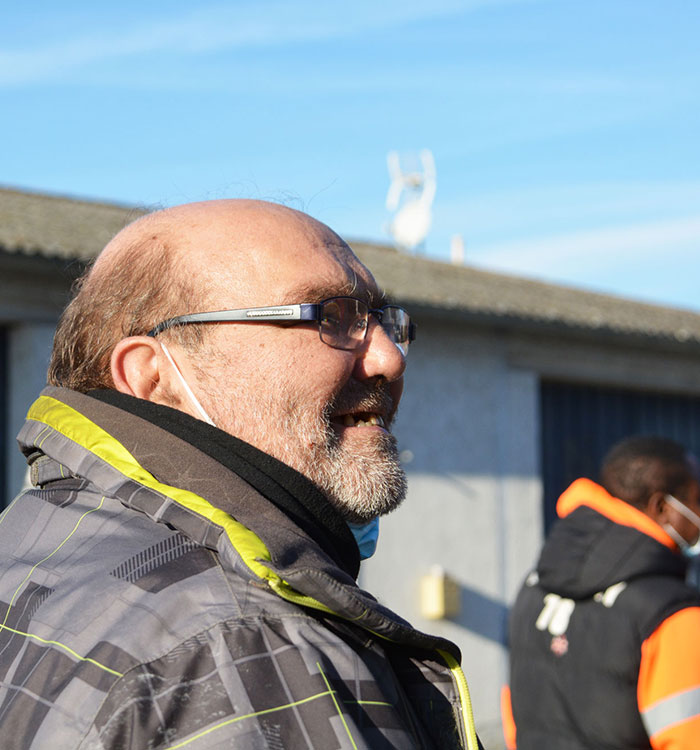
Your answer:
[0,388,481,749]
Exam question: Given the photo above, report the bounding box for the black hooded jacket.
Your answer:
[508,478,700,750]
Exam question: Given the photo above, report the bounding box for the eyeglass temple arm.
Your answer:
[147,304,319,337]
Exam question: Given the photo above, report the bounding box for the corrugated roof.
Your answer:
[0,186,145,262]
[352,242,700,346]
[2,185,700,347]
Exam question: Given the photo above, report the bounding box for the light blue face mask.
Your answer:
[348,518,380,560]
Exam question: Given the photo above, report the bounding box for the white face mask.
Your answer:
[160,342,217,427]
[663,494,700,558]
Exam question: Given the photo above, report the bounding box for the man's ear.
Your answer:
[645,491,669,524]
[110,336,164,400]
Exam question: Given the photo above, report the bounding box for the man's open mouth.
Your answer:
[335,413,386,428]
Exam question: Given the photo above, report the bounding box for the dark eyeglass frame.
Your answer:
[147,295,416,353]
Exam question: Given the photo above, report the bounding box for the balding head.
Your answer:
[48,199,367,391]
[48,198,409,522]
[95,200,357,303]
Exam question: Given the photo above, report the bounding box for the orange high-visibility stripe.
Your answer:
[500,685,517,750]
[648,715,700,749]
[639,607,700,748]
[556,478,676,551]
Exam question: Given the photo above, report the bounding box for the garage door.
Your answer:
[541,380,700,532]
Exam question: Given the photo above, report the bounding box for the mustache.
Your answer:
[327,379,398,427]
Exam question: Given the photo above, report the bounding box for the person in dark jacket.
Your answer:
[505,435,700,749]
[0,200,482,749]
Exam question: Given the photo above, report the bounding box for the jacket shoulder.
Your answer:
[619,573,700,640]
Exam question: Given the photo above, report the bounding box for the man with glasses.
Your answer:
[0,200,481,749]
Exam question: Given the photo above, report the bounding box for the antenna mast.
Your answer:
[385,149,436,252]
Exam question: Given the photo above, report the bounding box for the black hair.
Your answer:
[600,435,692,509]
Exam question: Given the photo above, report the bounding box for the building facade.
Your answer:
[4,187,700,746]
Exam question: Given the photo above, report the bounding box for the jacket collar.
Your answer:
[26,387,360,578]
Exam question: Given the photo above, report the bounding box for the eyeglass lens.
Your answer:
[380,305,411,354]
[319,297,410,352]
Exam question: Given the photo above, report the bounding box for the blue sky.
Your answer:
[3,1,700,309]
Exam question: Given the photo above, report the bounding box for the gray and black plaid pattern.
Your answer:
[0,390,477,749]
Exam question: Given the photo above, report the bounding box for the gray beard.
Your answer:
[274,409,407,524]
[195,367,407,522]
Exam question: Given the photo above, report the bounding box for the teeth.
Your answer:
[340,414,386,428]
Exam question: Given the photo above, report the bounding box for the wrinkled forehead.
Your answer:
[198,222,383,309]
[277,251,385,307]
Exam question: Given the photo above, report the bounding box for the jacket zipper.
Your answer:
[437,649,480,750]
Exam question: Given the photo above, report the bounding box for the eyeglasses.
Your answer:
[147,296,416,354]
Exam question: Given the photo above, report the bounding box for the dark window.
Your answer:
[541,380,700,532]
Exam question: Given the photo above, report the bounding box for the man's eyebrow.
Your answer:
[281,283,387,307]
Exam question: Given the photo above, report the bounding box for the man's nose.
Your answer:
[352,319,407,383]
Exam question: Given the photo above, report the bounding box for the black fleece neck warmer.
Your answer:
[88,389,360,579]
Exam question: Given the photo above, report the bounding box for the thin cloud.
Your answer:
[67,60,644,98]
[470,216,700,277]
[438,181,700,239]
[0,0,530,87]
